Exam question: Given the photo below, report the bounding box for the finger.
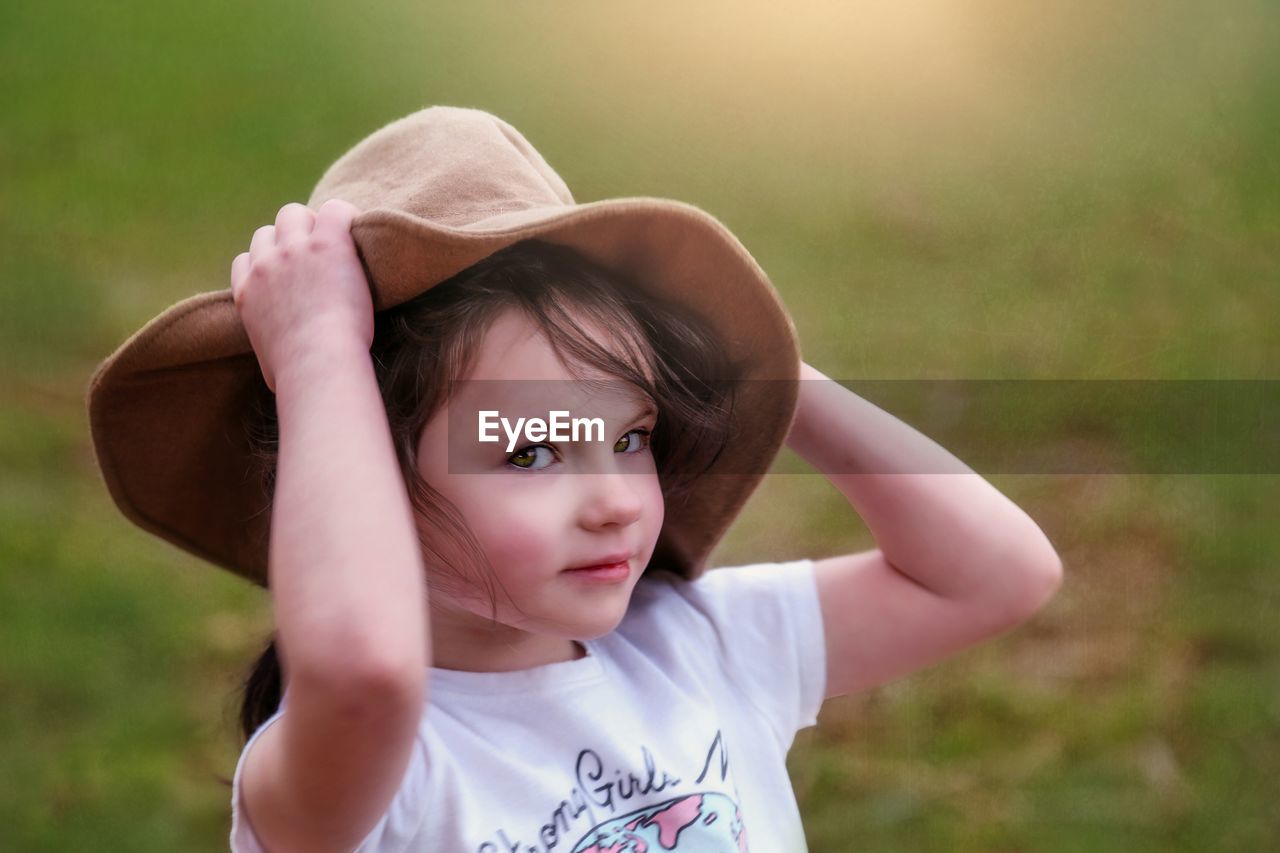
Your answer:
[274,202,317,245]
[230,252,250,296]
[249,224,275,265]
[313,198,361,242]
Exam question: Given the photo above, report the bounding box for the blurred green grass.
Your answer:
[3,1,1277,850]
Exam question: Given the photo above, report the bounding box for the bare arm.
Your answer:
[787,362,1062,603]
[231,200,430,852]
[786,362,1062,700]
[270,337,428,691]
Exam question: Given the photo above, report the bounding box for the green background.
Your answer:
[2,1,1276,849]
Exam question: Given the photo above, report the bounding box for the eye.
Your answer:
[508,444,556,471]
[614,428,651,454]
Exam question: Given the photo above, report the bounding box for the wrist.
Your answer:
[274,332,373,395]
[785,361,827,451]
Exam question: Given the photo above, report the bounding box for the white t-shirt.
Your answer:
[230,557,826,852]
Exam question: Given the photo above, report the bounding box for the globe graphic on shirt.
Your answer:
[571,792,748,852]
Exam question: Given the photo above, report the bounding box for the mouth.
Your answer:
[566,553,632,572]
[564,554,633,582]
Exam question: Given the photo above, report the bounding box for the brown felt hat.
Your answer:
[85,105,800,588]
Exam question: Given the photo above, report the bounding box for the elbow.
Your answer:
[966,513,1063,626]
[329,657,428,725]
[945,508,1064,631]
[1025,549,1064,612]
[291,640,427,713]
[1002,502,1063,606]
[357,652,429,706]
[1004,536,1064,622]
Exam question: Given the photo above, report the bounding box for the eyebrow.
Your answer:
[626,399,659,423]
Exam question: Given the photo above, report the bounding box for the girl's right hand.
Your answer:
[229,198,373,394]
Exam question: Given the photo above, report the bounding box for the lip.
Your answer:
[567,553,632,572]
[564,554,633,583]
[564,560,631,582]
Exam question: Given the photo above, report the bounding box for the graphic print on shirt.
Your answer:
[476,729,751,852]
[570,793,746,852]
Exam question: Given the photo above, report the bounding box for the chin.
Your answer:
[576,611,627,639]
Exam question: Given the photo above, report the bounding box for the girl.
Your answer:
[227,206,1061,851]
[89,106,1062,853]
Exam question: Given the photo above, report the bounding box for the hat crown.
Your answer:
[307,106,576,226]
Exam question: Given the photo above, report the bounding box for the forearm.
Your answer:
[270,338,428,693]
[787,363,1061,603]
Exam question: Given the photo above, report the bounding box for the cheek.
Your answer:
[468,497,555,565]
[644,477,666,532]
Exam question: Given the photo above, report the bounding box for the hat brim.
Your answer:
[86,198,800,587]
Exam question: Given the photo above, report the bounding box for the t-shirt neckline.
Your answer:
[426,638,607,696]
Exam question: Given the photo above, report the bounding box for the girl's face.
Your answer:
[413,306,665,670]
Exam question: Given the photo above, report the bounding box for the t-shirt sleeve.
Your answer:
[673,557,827,751]
[229,684,439,853]
[229,691,290,853]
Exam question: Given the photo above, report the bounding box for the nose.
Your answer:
[577,469,645,530]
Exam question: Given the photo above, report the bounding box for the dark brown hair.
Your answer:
[231,238,744,748]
